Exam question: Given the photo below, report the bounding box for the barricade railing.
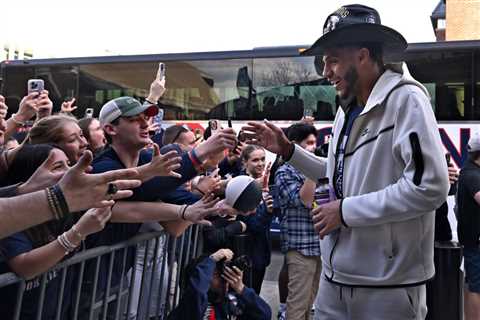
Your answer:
[0,224,201,320]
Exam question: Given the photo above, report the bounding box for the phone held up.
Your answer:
[209,119,220,136]
[158,62,166,79]
[85,108,94,118]
[27,79,44,94]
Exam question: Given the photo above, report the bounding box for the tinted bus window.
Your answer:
[2,65,78,115]
[253,56,335,121]
[78,59,253,120]
[405,50,473,120]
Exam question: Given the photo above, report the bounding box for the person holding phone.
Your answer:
[148,63,168,146]
[5,86,53,143]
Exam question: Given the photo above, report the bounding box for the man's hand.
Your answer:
[242,120,293,158]
[0,95,8,119]
[448,165,459,185]
[227,142,244,164]
[210,248,234,262]
[195,128,237,161]
[140,144,182,180]
[35,91,53,119]
[222,266,245,294]
[61,98,78,114]
[193,170,222,196]
[184,193,220,226]
[312,199,342,239]
[58,150,142,211]
[17,151,66,195]
[146,71,166,103]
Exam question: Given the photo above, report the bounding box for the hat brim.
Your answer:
[123,104,159,118]
[302,23,407,57]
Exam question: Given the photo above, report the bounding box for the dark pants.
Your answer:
[251,267,266,294]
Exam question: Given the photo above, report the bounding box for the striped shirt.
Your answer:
[274,163,321,256]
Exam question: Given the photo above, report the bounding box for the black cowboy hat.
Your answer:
[302,4,407,57]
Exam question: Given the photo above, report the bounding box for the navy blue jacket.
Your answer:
[80,146,199,310]
[166,256,271,320]
[236,202,273,270]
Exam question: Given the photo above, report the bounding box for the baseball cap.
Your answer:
[468,131,480,152]
[99,96,158,125]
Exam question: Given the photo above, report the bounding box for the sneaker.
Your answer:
[277,310,286,320]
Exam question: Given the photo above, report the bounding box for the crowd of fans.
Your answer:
[0,68,305,320]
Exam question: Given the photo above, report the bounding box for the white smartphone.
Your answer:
[27,79,44,94]
[209,119,220,136]
[85,108,94,118]
[158,63,166,79]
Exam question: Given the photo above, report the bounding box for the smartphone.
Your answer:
[158,63,166,79]
[85,108,94,118]
[27,79,44,94]
[209,119,220,136]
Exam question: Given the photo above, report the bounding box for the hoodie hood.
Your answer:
[360,63,430,115]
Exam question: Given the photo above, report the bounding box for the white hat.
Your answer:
[468,131,480,152]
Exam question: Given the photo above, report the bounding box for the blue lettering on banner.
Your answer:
[439,127,470,168]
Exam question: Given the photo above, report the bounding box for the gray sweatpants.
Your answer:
[314,277,427,320]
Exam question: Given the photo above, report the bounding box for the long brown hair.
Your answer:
[28,114,78,145]
[240,144,264,162]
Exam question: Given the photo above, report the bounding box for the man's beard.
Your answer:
[337,66,358,107]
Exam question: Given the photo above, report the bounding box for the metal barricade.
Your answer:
[0,225,201,320]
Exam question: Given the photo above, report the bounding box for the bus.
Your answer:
[1,40,479,239]
[1,40,479,168]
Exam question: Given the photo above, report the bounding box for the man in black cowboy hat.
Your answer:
[242,4,449,320]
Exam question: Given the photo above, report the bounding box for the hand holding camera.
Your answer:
[222,265,245,294]
[210,248,234,262]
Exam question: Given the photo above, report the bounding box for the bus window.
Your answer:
[253,56,335,121]
[475,53,480,119]
[79,59,254,121]
[2,65,79,115]
[405,50,472,121]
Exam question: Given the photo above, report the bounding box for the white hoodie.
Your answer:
[288,68,449,287]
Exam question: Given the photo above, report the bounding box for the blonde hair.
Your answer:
[28,114,78,145]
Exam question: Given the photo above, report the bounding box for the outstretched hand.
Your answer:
[58,150,142,211]
[241,120,293,158]
[184,193,220,226]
